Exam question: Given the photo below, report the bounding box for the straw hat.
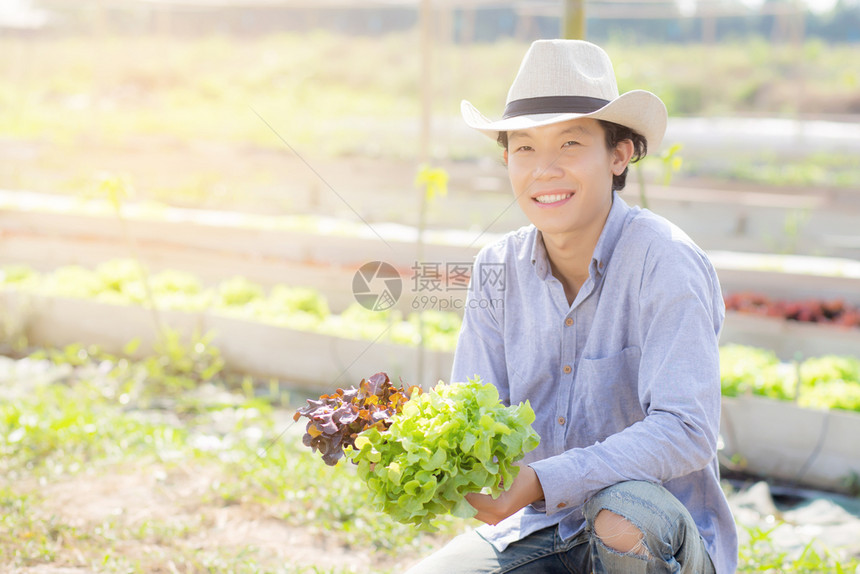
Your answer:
[461,39,668,151]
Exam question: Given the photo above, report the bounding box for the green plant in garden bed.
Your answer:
[737,523,860,573]
[29,327,227,410]
[0,265,37,286]
[407,310,462,351]
[0,368,190,478]
[719,345,794,400]
[801,355,860,386]
[0,261,462,352]
[798,355,860,412]
[801,380,860,413]
[7,261,860,415]
[720,344,860,413]
[688,151,860,189]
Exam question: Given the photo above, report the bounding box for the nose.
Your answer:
[532,152,564,180]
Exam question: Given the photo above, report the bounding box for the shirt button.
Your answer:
[558,416,566,425]
[563,365,572,374]
[599,261,605,269]
[557,502,567,509]
[564,317,574,327]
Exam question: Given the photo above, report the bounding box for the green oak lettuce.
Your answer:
[346,377,540,526]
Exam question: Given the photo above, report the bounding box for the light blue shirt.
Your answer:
[451,193,738,574]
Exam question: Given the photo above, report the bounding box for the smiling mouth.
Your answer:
[534,193,573,204]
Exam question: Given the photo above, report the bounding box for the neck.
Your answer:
[541,205,611,304]
[543,233,596,301]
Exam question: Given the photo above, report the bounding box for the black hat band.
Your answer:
[503,95,611,119]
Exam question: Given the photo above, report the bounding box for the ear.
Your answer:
[503,149,508,166]
[612,139,635,176]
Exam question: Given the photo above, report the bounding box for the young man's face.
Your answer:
[505,117,631,240]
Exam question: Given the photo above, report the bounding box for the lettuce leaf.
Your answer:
[293,373,420,466]
[347,377,540,526]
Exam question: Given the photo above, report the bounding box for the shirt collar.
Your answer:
[529,191,630,280]
[529,228,551,280]
[590,191,630,277]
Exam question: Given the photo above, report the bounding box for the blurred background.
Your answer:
[3,0,859,312]
[2,0,860,367]
[2,2,860,572]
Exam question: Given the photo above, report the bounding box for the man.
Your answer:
[407,40,737,573]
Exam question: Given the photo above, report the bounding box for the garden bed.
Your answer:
[0,190,481,314]
[6,190,860,318]
[0,290,455,391]
[712,250,860,304]
[6,285,860,494]
[721,394,860,493]
[721,311,860,360]
[0,189,491,268]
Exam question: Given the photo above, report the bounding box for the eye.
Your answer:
[562,140,580,148]
[514,145,533,152]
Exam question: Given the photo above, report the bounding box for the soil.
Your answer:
[11,461,425,573]
[12,464,860,572]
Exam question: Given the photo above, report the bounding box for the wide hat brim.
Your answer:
[461,89,668,152]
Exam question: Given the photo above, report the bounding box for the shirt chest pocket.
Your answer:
[571,346,643,445]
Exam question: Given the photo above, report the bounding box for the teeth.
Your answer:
[535,193,571,204]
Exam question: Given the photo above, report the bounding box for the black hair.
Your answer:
[496,120,648,192]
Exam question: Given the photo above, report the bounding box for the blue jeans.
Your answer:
[405,481,716,574]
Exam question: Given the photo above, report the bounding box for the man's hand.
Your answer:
[465,465,544,525]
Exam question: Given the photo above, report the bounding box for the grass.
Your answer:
[1,340,860,572]
[2,33,856,217]
[682,148,860,189]
[738,523,860,573]
[0,341,470,572]
[1,33,858,158]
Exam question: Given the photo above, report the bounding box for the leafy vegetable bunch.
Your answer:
[720,344,860,412]
[346,377,540,525]
[0,262,462,351]
[719,345,793,399]
[293,373,420,466]
[799,355,860,412]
